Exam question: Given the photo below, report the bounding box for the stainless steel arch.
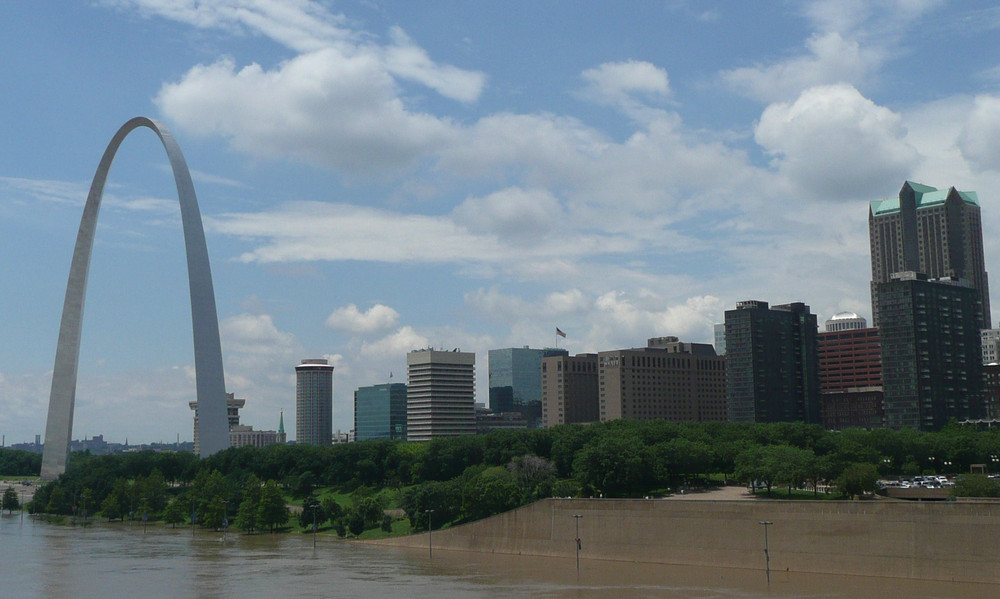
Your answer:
[40,117,230,479]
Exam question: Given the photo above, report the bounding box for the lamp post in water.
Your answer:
[222,500,229,542]
[759,521,773,583]
[571,514,583,573]
[424,509,435,558]
[311,502,319,549]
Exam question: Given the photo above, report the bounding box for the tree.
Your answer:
[298,495,326,531]
[507,454,557,500]
[162,498,188,528]
[346,507,366,536]
[320,496,343,524]
[100,493,122,522]
[45,485,70,514]
[236,475,263,534]
[572,431,648,497]
[461,466,522,521]
[835,463,879,498]
[136,469,168,512]
[952,474,1000,498]
[2,487,19,513]
[399,479,460,530]
[202,496,228,530]
[355,496,386,528]
[257,480,289,532]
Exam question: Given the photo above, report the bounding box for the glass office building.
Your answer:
[354,383,407,441]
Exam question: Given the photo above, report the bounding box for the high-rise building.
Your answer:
[824,312,867,332]
[541,353,599,427]
[725,301,821,424]
[869,181,990,327]
[876,272,985,430]
[488,346,567,426]
[354,383,408,441]
[295,359,334,446]
[598,337,727,423]
[818,319,881,392]
[984,363,1000,420]
[189,393,245,455]
[713,323,726,356]
[817,314,883,430]
[982,329,1000,364]
[406,349,476,441]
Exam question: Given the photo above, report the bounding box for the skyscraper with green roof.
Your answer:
[869,181,990,327]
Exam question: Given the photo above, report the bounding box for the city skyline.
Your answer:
[5,1,1000,443]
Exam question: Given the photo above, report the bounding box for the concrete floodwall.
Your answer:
[373,498,1000,584]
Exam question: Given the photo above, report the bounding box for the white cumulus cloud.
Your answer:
[325,303,400,333]
[581,60,670,103]
[958,95,1000,172]
[452,187,565,244]
[754,84,918,199]
[722,32,875,103]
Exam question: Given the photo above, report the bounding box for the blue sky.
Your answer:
[4,0,1000,444]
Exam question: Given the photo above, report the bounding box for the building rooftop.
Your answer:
[870,181,979,216]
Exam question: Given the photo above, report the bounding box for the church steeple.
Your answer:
[278,410,285,435]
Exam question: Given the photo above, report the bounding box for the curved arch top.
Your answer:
[40,117,230,479]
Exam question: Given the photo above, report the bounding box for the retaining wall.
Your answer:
[373,498,1000,584]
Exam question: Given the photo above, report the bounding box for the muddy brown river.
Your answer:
[1,514,994,598]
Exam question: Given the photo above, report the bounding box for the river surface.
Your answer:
[1,513,995,599]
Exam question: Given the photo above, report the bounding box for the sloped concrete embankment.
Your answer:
[373,498,1000,584]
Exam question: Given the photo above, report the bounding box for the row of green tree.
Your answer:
[0,448,42,476]
[23,420,1000,532]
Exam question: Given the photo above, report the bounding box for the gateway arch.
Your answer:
[40,117,230,480]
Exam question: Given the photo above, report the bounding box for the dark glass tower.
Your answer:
[724,301,820,424]
[876,272,985,430]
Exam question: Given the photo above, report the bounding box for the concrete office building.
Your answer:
[541,353,599,427]
[354,383,408,441]
[230,422,286,448]
[824,312,867,332]
[406,349,476,441]
[295,359,334,446]
[598,337,727,423]
[817,316,883,430]
[725,301,821,424]
[869,181,990,328]
[488,346,567,426]
[982,329,1000,364]
[876,272,985,430]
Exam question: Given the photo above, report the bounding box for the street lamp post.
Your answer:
[759,521,773,584]
[311,502,319,549]
[141,497,148,534]
[571,514,583,573]
[424,509,435,559]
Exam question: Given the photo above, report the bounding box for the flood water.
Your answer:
[1,513,995,599]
